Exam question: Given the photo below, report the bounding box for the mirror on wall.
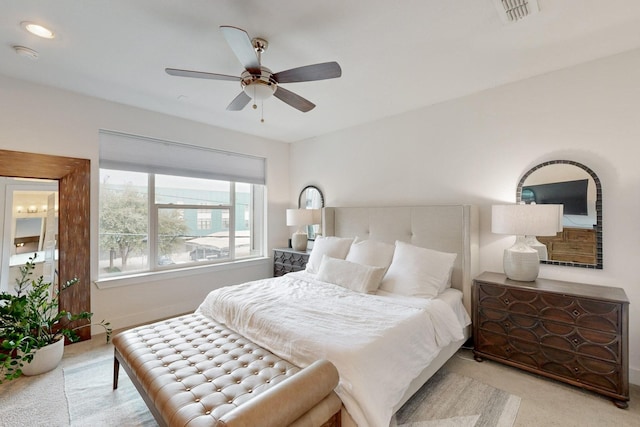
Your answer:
[516,160,602,269]
[298,185,324,240]
[1,182,59,291]
[0,149,91,341]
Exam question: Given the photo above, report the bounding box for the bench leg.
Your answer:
[113,350,120,390]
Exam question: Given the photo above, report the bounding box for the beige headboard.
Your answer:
[322,205,479,313]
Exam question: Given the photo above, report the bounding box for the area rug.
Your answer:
[394,369,521,427]
[63,356,157,426]
[64,357,519,427]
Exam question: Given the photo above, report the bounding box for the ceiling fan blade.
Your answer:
[220,26,260,73]
[165,68,240,82]
[227,91,252,111]
[273,61,342,84]
[273,86,315,112]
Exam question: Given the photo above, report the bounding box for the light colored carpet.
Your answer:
[394,369,521,427]
[63,356,157,426]
[2,342,638,427]
[0,364,68,427]
[61,354,519,427]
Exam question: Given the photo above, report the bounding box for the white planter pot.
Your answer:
[21,338,64,376]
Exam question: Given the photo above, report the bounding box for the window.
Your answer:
[98,131,266,279]
[197,209,212,230]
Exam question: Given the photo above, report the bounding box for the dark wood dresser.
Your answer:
[473,271,629,408]
[273,248,310,277]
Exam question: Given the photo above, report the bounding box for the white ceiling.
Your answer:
[2,0,640,143]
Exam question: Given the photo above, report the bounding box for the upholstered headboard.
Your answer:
[322,205,479,313]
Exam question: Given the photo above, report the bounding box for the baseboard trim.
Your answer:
[630,367,639,386]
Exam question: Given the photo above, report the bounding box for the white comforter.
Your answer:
[197,271,467,427]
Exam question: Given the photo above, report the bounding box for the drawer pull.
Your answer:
[503,298,510,305]
[572,309,581,317]
[573,367,580,373]
[572,338,580,345]
[505,347,511,353]
[503,322,511,329]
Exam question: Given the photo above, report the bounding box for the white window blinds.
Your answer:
[99,130,266,185]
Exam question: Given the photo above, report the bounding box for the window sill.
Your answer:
[94,257,271,289]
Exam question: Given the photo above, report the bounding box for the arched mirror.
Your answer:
[517,160,602,269]
[298,185,324,240]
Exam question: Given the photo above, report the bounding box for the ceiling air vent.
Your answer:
[493,0,539,23]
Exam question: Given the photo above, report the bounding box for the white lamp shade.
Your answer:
[492,204,563,237]
[286,208,314,227]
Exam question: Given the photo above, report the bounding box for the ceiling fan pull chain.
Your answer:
[261,100,265,123]
[252,85,258,110]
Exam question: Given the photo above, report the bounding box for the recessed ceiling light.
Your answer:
[13,45,39,60]
[21,21,55,39]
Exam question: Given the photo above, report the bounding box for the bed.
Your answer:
[292,205,478,426]
[113,205,479,427]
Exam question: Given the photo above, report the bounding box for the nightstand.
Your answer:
[473,271,629,408]
[273,248,310,277]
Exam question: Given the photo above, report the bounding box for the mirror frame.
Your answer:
[516,160,602,270]
[297,185,325,209]
[298,185,324,241]
[0,149,91,340]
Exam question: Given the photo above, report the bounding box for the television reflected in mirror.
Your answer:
[522,179,589,215]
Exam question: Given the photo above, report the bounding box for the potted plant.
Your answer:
[0,254,111,382]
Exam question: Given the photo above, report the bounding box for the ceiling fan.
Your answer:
[165,26,342,115]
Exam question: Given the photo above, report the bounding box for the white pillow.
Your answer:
[316,255,386,294]
[380,241,457,298]
[345,239,395,272]
[305,236,354,274]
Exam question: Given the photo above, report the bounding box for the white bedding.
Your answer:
[197,271,469,427]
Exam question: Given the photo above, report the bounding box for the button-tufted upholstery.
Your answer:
[113,313,341,427]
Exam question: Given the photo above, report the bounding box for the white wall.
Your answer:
[290,48,640,385]
[0,74,292,332]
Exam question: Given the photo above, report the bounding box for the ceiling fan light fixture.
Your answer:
[243,80,275,101]
[21,21,55,39]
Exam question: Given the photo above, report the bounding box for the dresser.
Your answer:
[473,272,629,408]
[273,248,310,277]
[537,227,596,264]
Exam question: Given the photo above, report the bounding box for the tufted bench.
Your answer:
[113,313,341,427]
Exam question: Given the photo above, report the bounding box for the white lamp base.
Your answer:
[291,232,308,251]
[525,235,548,261]
[503,237,540,281]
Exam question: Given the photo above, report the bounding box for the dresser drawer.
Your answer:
[274,262,302,276]
[476,282,621,333]
[552,241,596,256]
[273,248,310,277]
[274,250,308,268]
[564,228,596,243]
[476,308,621,363]
[475,329,624,395]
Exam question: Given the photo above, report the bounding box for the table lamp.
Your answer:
[492,204,563,281]
[286,208,314,251]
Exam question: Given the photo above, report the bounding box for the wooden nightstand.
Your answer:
[273,248,310,277]
[473,271,629,408]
